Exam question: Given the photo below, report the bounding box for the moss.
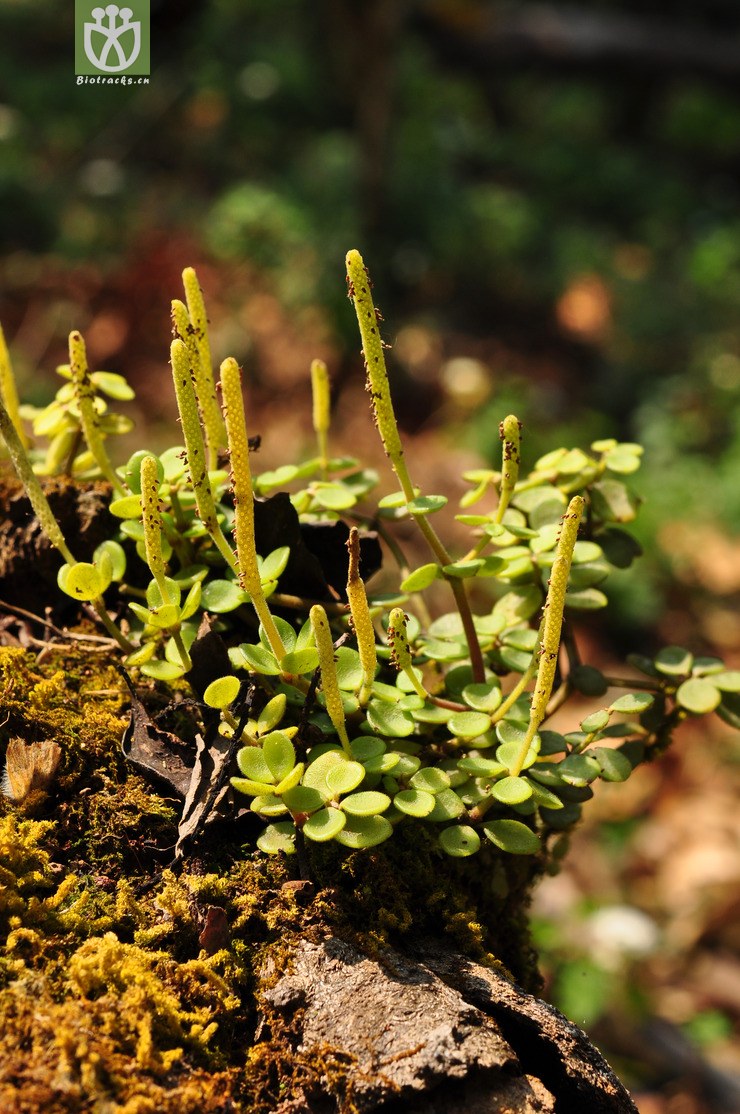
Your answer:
[0,646,544,1111]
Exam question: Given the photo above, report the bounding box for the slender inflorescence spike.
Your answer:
[171,338,237,574]
[181,268,226,469]
[310,358,331,473]
[219,356,287,663]
[496,415,522,524]
[346,526,377,705]
[68,331,125,494]
[0,391,132,650]
[511,495,585,775]
[345,250,414,500]
[345,248,485,683]
[0,395,75,565]
[0,323,29,450]
[310,604,352,754]
[140,455,170,601]
[387,607,428,701]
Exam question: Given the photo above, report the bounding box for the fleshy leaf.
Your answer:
[256,821,296,855]
[393,789,436,817]
[483,819,540,855]
[439,825,481,857]
[262,732,297,782]
[340,791,391,816]
[203,675,240,709]
[334,814,393,848]
[303,807,347,842]
[676,677,721,715]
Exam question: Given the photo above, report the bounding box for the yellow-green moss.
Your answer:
[0,645,542,1112]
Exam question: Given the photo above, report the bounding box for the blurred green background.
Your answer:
[2,1,740,1108]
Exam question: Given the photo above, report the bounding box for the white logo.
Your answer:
[84,5,141,73]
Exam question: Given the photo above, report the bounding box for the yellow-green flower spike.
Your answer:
[171,337,237,574]
[311,358,331,473]
[345,249,414,501]
[0,323,29,450]
[346,526,377,705]
[346,249,485,683]
[387,607,428,701]
[511,495,585,775]
[0,395,75,565]
[310,604,352,754]
[495,415,521,524]
[182,268,226,469]
[68,331,124,494]
[140,455,169,601]
[220,356,287,663]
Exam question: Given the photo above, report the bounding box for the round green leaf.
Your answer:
[565,588,608,610]
[457,755,506,778]
[58,562,107,602]
[340,791,391,817]
[406,494,447,515]
[281,648,320,675]
[201,579,249,613]
[325,760,365,796]
[711,671,740,693]
[350,736,386,762]
[257,694,287,735]
[249,794,289,818]
[109,493,143,519]
[448,711,492,739]
[393,789,436,817]
[94,539,126,582]
[303,749,344,792]
[462,683,503,714]
[558,754,601,787]
[443,559,485,579]
[580,709,611,734]
[237,746,274,783]
[425,788,466,822]
[140,659,185,682]
[256,821,296,855]
[262,732,297,782]
[392,753,422,779]
[259,546,290,582]
[496,739,539,773]
[400,564,440,592]
[230,775,277,797]
[439,825,481,858]
[204,675,240,709]
[366,700,415,737]
[590,747,633,782]
[334,815,393,849]
[483,819,540,855]
[237,643,280,675]
[282,785,326,814]
[311,482,356,510]
[654,646,694,676]
[490,776,533,805]
[676,677,721,715]
[409,767,450,794]
[334,647,365,691]
[609,693,654,714]
[303,807,347,842]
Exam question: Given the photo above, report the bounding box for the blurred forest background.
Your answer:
[1,0,740,1109]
